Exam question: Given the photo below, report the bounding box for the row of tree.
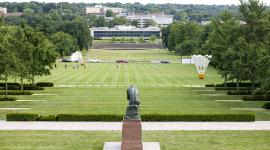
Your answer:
[4,12,92,57]
[163,0,270,92]
[0,2,240,22]
[0,21,56,95]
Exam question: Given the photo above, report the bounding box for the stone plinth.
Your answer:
[103,142,161,150]
[121,119,142,150]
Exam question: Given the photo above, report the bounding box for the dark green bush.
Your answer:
[0,84,44,90]
[227,91,252,95]
[0,83,20,87]
[215,82,260,88]
[263,103,270,109]
[6,114,255,122]
[57,114,123,121]
[0,91,33,95]
[23,84,44,90]
[215,87,252,91]
[37,115,58,121]
[0,96,17,101]
[6,114,38,121]
[141,114,255,122]
[242,95,270,101]
[205,84,215,87]
[36,82,54,87]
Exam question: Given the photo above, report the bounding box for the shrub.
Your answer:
[141,114,255,122]
[36,82,54,87]
[37,115,58,121]
[6,114,255,122]
[205,84,215,87]
[0,91,33,95]
[0,96,17,101]
[6,114,38,121]
[57,114,122,121]
[215,82,260,88]
[263,103,270,109]
[23,84,44,90]
[227,91,252,95]
[242,95,270,101]
[215,87,252,91]
[0,83,20,87]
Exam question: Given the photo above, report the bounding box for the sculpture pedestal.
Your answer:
[121,119,142,150]
[103,142,160,150]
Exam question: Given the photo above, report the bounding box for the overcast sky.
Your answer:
[1,0,269,5]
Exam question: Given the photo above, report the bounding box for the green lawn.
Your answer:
[0,49,269,120]
[85,49,182,61]
[0,130,269,150]
[37,63,221,86]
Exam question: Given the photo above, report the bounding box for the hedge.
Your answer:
[215,87,252,91]
[206,83,260,88]
[36,82,54,87]
[0,84,44,90]
[0,83,20,87]
[242,95,270,101]
[6,113,255,122]
[227,91,252,95]
[0,91,33,95]
[6,114,38,121]
[0,96,17,101]
[263,103,270,109]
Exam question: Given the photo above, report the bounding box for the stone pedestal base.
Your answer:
[103,142,161,150]
[121,119,142,150]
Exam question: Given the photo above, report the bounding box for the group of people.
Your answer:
[64,64,86,69]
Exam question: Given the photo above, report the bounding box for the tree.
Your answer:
[239,0,269,90]
[58,18,92,50]
[130,20,139,27]
[51,32,77,57]
[201,12,242,88]
[149,35,157,43]
[109,17,127,27]
[0,26,18,96]
[106,9,115,17]
[145,19,156,27]
[12,26,33,90]
[22,25,57,85]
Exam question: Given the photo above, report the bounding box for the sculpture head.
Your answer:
[127,85,140,106]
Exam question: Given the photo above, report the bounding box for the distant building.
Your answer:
[0,7,7,15]
[90,25,161,39]
[3,12,23,17]
[126,12,173,28]
[86,5,127,16]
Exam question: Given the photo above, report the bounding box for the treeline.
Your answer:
[163,0,270,94]
[0,2,240,22]
[0,21,56,96]
[3,12,91,57]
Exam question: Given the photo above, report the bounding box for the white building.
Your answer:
[90,25,161,39]
[126,13,173,28]
[0,7,7,14]
[86,5,127,16]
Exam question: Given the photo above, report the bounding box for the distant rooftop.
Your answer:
[91,25,161,31]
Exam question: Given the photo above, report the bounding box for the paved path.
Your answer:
[0,121,270,131]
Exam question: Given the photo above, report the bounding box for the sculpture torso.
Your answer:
[125,85,140,120]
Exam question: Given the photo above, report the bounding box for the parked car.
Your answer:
[160,60,170,64]
[151,60,161,64]
[62,58,73,62]
[88,59,102,63]
[116,60,128,63]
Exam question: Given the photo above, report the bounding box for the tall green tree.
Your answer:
[0,26,18,96]
[22,25,57,84]
[239,0,269,90]
[51,31,77,57]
